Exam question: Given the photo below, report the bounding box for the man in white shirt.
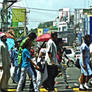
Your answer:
[43,32,59,92]
[0,32,11,92]
[46,32,58,65]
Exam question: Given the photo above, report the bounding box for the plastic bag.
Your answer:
[10,64,15,79]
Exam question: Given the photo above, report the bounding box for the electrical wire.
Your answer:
[12,6,59,12]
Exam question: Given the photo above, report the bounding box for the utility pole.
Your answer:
[24,10,30,36]
[24,10,26,36]
[1,0,17,32]
[1,0,8,32]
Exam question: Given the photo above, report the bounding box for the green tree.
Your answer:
[38,21,53,28]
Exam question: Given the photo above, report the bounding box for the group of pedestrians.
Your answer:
[0,30,76,92]
[1,29,92,92]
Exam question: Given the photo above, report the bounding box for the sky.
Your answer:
[0,0,92,30]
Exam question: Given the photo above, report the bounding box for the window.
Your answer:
[62,26,67,31]
[65,49,72,54]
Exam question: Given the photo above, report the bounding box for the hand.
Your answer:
[51,61,55,65]
[83,64,86,70]
[35,65,40,70]
[0,66,3,70]
[68,59,71,62]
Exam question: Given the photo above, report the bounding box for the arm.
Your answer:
[82,50,86,69]
[48,52,55,65]
[27,58,40,70]
[90,52,92,58]
[39,52,43,58]
[47,41,55,65]
[0,45,3,70]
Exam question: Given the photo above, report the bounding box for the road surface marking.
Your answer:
[8,88,57,92]
[73,88,92,92]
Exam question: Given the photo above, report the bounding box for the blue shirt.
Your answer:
[10,47,18,67]
[79,42,92,76]
[21,48,31,68]
[80,43,90,64]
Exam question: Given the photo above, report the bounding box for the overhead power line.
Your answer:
[11,6,59,12]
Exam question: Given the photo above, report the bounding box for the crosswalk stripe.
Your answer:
[40,88,57,92]
[8,88,57,92]
[73,88,92,92]
[8,89,16,92]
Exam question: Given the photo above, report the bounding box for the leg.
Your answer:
[84,76,91,89]
[47,65,56,92]
[27,67,39,92]
[16,68,26,91]
[36,70,41,87]
[0,70,10,91]
[59,64,69,88]
[79,74,85,84]
[79,74,86,90]
[13,66,18,83]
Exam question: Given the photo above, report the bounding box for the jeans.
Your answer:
[13,66,19,83]
[17,67,39,92]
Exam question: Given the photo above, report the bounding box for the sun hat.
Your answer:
[0,33,6,38]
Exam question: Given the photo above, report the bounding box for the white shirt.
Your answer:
[46,39,58,65]
[37,48,46,63]
[90,43,92,53]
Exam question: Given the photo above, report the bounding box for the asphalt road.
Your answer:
[8,65,92,92]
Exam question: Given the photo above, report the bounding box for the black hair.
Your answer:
[51,32,57,38]
[57,38,63,42]
[84,34,91,46]
[56,38,63,47]
[28,32,37,40]
[84,34,90,41]
[22,39,30,49]
[0,29,2,32]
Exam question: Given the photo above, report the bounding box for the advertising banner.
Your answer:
[43,28,49,34]
[12,8,26,22]
[59,8,70,22]
[12,22,18,27]
[37,28,43,37]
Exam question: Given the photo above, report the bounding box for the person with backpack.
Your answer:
[18,32,36,66]
[17,32,37,91]
[16,35,40,92]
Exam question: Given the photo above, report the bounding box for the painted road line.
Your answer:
[8,89,16,92]
[8,88,57,92]
[73,88,92,92]
[40,88,57,92]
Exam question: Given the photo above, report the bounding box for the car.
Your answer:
[75,50,81,68]
[64,48,76,67]
[75,50,80,61]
